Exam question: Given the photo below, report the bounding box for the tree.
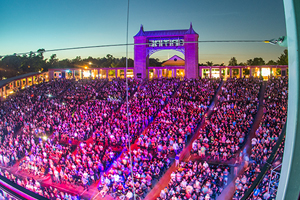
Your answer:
[58,59,72,68]
[228,57,238,66]
[266,60,277,65]
[149,58,161,66]
[277,49,288,65]
[247,57,265,65]
[48,54,59,68]
[37,48,45,59]
[1,55,22,77]
[206,61,213,66]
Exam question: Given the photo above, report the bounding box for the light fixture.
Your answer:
[264,36,287,47]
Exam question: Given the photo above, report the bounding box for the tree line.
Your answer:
[200,49,288,66]
[0,49,288,80]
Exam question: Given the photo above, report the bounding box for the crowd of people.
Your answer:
[191,78,262,160]
[0,76,288,200]
[137,79,220,158]
[98,148,172,198]
[0,78,141,199]
[248,140,285,200]
[0,168,80,200]
[158,161,229,200]
[233,77,288,199]
[97,78,182,198]
[17,79,141,186]
[0,79,77,167]
[97,79,221,198]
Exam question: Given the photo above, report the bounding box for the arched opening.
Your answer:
[148,50,185,79]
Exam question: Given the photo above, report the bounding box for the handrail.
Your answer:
[0,175,48,200]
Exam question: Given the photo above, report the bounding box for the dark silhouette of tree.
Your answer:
[267,60,277,65]
[277,49,288,65]
[247,57,265,65]
[1,55,22,78]
[149,58,161,66]
[48,54,59,68]
[199,63,208,66]
[37,48,45,59]
[206,61,213,66]
[228,57,238,66]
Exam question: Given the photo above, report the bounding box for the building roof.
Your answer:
[162,55,185,66]
[0,72,42,88]
[134,23,198,37]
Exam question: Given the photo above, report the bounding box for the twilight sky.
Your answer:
[0,0,286,65]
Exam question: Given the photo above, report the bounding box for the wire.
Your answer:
[6,40,266,57]
[125,0,136,200]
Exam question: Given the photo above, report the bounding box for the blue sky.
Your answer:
[0,0,286,64]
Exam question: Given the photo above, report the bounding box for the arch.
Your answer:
[148,48,185,57]
[133,23,198,79]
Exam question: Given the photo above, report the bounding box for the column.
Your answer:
[2,85,7,97]
[209,68,212,78]
[184,26,199,79]
[174,69,176,78]
[249,68,253,77]
[281,67,287,76]
[240,68,243,78]
[259,67,262,78]
[219,68,222,78]
[230,68,233,78]
[49,70,54,80]
[72,70,75,79]
[106,70,109,79]
[270,68,273,77]
[134,28,148,79]
[10,82,14,90]
[115,70,117,78]
[199,68,202,78]
[124,69,127,79]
